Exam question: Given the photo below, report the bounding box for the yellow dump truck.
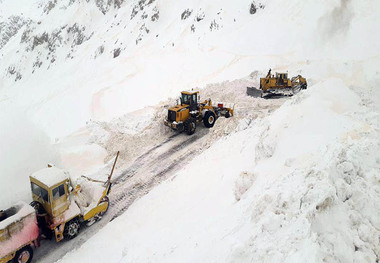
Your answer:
[0,202,39,263]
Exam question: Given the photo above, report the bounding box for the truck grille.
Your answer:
[168,110,176,122]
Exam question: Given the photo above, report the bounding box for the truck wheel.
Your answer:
[185,118,196,135]
[13,245,33,263]
[203,111,216,128]
[225,112,231,118]
[63,218,80,239]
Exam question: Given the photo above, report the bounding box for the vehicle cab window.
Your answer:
[182,94,190,104]
[31,182,49,202]
[192,94,197,104]
[52,184,66,200]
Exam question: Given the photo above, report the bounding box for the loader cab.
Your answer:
[29,167,71,218]
[181,91,199,111]
[181,91,198,106]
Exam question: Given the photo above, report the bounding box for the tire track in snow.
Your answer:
[108,130,206,221]
[112,133,180,184]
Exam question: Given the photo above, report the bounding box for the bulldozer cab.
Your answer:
[29,167,71,218]
[276,73,288,85]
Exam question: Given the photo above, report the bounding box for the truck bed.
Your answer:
[0,201,39,259]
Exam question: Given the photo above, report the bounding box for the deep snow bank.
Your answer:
[57,78,380,262]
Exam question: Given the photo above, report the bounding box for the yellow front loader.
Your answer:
[164,90,233,135]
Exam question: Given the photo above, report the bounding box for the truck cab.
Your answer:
[30,167,71,220]
[29,165,111,242]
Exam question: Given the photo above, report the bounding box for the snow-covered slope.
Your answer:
[57,77,380,262]
[1,0,378,137]
[0,0,379,262]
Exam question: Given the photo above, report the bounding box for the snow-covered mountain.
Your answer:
[0,0,379,262]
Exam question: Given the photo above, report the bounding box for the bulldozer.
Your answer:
[247,69,307,98]
[259,69,307,97]
[164,90,233,135]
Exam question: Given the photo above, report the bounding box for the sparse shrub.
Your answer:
[210,20,220,31]
[195,12,205,22]
[151,7,159,21]
[181,9,192,20]
[44,0,57,14]
[250,3,257,14]
[113,48,121,58]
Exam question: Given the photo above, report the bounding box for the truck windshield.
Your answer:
[31,182,49,202]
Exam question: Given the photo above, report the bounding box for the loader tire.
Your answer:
[185,118,196,135]
[203,111,216,128]
[63,218,80,239]
[13,245,33,263]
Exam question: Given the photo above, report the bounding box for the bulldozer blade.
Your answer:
[246,87,262,98]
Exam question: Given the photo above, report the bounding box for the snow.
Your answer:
[0,109,59,208]
[58,75,379,262]
[74,177,106,216]
[0,0,379,262]
[30,167,69,187]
